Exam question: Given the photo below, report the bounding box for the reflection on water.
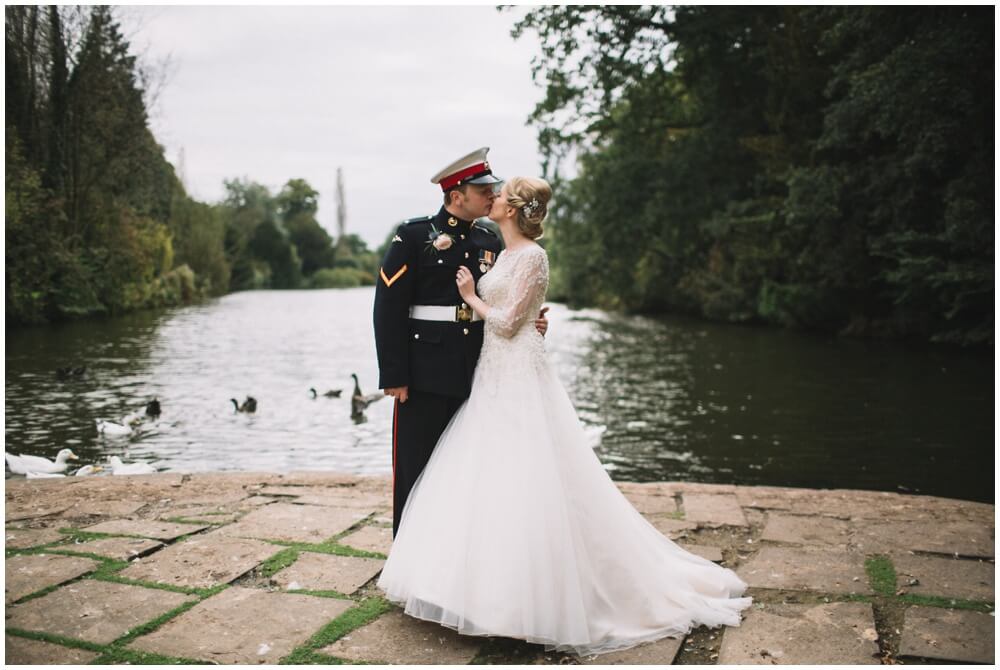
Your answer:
[4,288,993,502]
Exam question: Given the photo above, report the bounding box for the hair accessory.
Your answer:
[522,198,540,216]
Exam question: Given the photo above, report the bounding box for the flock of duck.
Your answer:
[6,372,387,479]
[4,450,157,478]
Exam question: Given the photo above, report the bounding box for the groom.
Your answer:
[373,147,549,537]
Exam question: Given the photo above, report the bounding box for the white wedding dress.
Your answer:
[377,243,751,656]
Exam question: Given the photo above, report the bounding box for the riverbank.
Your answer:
[5,473,994,665]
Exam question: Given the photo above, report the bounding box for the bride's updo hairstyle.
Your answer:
[505,176,551,240]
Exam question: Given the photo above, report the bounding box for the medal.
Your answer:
[478,249,495,273]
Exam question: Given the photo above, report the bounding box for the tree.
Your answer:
[509,5,993,346]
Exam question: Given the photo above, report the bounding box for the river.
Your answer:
[4,288,993,502]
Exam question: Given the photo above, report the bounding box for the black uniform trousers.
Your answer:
[392,389,466,537]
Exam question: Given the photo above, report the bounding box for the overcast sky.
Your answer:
[125,5,547,248]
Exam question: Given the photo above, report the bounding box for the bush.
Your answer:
[311,267,373,289]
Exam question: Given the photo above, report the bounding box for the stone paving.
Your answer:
[4,472,994,665]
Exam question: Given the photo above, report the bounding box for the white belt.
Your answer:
[409,304,481,323]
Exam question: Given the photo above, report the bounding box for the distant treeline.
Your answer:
[512,6,993,346]
[5,6,379,327]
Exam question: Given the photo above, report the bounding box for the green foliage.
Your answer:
[4,6,222,325]
[511,5,993,346]
[311,267,372,289]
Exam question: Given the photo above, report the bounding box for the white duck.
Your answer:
[5,448,79,475]
[96,419,132,437]
[26,471,65,479]
[73,464,104,477]
[107,456,156,476]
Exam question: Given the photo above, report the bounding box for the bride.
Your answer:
[377,176,752,656]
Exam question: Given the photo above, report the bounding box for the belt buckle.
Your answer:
[456,305,473,322]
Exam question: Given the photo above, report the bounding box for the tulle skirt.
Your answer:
[377,350,751,656]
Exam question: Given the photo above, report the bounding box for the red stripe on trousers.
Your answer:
[392,398,399,498]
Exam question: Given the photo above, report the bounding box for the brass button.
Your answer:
[461,302,468,309]
[464,252,470,258]
[414,333,420,340]
[463,328,469,335]
[460,234,465,240]
[437,259,443,264]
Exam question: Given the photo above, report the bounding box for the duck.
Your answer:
[5,448,79,475]
[73,464,104,477]
[96,419,132,437]
[309,387,343,399]
[26,471,65,479]
[231,396,257,413]
[107,456,156,476]
[350,374,384,416]
[145,398,161,419]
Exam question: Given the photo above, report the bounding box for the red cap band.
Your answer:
[440,162,487,191]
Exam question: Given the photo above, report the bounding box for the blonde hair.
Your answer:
[504,176,551,240]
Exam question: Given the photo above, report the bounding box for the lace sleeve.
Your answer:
[485,246,549,338]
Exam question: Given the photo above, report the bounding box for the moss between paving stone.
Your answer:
[4,554,123,605]
[280,595,395,664]
[266,538,387,560]
[5,591,207,665]
[259,547,301,577]
[5,627,106,654]
[865,555,897,596]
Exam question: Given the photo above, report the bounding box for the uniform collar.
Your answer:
[436,206,474,233]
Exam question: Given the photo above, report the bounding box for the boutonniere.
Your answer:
[424,223,454,254]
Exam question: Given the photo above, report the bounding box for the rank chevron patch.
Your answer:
[380,264,408,287]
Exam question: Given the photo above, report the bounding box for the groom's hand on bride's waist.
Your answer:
[385,386,409,403]
[535,307,550,337]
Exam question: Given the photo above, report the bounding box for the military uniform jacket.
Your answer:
[373,206,503,399]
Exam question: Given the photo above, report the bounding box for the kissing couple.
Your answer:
[372,147,751,656]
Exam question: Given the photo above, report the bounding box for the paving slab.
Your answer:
[339,525,393,555]
[625,493,679,516]
[63,536,163,561]
[850,520,993,558]
[5,579,195,644]
[580,635,683,664]
[119,532,281,588]
[682,493,748,527]
[898,606,994,664]
[5,553,100,604]
[761,513,852,546]
[321,610,481,664]
[736,546,872,595]
[892,554,994,601]
[63,500,147,518]
[129,585,352,663]
[718,601,880,664]
[649,517,698,539]
[6,501,74,521]
[4,526,65,548]
[215,502,366,543]
[271,551,385,595]
[678,543,724,563]
[81,519,208,541]
[5,634,101,664]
